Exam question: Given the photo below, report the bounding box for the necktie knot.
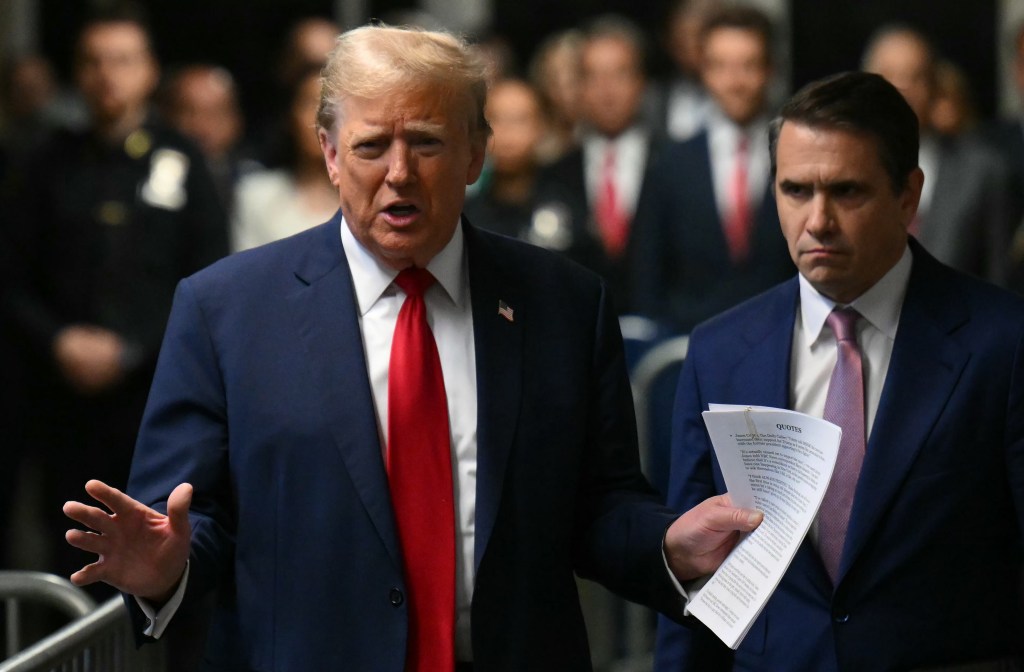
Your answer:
[737,134,749,156]
[827,307,860,344]
[395,267,435,298]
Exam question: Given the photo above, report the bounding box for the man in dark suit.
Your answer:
[630,6,793,334]
[864,24,1012,287]
[62,25,763,671]
[533,15,658,313]
[654,71,1024,671]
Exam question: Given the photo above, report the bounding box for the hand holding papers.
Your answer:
[686,405,841,649]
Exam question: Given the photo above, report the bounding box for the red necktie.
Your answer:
[725,135,751,264]
[387,268,456,672]
[817,307,866,584]
[595,144,630,258]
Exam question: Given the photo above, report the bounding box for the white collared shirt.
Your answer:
[342,220,478,660]
[582,126,649,219]
[791,246,913,541]
[706,107,771,225]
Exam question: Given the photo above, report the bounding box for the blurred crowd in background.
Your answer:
[2,0,1024,646]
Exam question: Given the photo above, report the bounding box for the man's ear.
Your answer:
[318,128,341,186]
[901,166,925,227]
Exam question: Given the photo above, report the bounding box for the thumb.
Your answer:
[166,482,193,535]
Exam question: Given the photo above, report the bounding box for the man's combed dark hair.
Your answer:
[768,71,919,193]
[701,4,775,64]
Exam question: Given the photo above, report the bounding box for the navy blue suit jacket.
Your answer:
[654,240,1024,671]
[127,214,683,672]
[630,130,793,334]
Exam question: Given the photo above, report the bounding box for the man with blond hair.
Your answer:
[64,24,761,671]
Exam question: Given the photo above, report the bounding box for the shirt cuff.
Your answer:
[135,561,190,639]
[661,545,710,617]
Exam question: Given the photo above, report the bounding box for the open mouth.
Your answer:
[385,204,419,216]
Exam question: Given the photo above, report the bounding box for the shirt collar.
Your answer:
[584,124,646,152]
[706,105,769,144]
[340,217,467,316]
[798,244,912,345]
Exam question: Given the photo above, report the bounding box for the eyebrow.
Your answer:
[778,178,865,191]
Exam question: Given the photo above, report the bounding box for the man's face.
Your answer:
[864,33,933,128]
[486,81,545,175]
[580,36,645,138]
[774,122,921,303]
[318,87,486,270]
[701,27,771,126]
[76,22,158,124]
[168,70,241,161]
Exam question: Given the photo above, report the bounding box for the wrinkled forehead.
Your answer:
[333,84,476,134]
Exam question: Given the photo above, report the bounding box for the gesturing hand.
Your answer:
[63,480,193,604]
[663,493,763,583]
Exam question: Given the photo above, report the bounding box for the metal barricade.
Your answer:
[1,572,96,658]
[0,572,165,672]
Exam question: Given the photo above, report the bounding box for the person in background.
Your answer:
[529,29,584,164]
[1,5,228,590]
[162,64,260,212]
[631,4,792,334]
[864,24,1012,286]
[463,78,547,240]
[655,70,1024,672]
[535,15,658,313]
[62,23,762,672]
[231,67,337,251]
[929,59,977,138]
[653,0,721,141]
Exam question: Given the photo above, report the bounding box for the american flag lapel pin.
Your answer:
[498,300,514,322]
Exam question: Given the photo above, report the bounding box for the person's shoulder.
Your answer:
[940,132,1008,178]
[235,168,294,206]
[690,278,797,343]
[467,222,604,294]
[188,220,336,293]
[909,245,1024,328]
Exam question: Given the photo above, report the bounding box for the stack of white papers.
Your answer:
[686,404,841,649]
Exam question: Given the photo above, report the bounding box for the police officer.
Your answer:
[1,6,229,586]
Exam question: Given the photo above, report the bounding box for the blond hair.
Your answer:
[316,24,490,140]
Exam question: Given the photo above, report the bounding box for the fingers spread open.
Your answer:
[65,528,107,555]
[84,479,140,517]
[63,501,113,533]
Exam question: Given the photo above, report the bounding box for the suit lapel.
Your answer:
[725,279,797,409]
[464,223,524,572]
[287,217,401,569]
[839,245,970,581]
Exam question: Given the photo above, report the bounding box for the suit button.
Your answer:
[833,612,849,623]
[389,588,404,606]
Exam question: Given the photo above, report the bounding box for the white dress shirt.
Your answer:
[342,220,478,660]
[791,246,913,541]
[142,220,480,661]
[582,126,649,220]
[706,108,771,226]
[665,79,711,142]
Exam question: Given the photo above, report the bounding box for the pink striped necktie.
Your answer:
[817,307,866,584]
